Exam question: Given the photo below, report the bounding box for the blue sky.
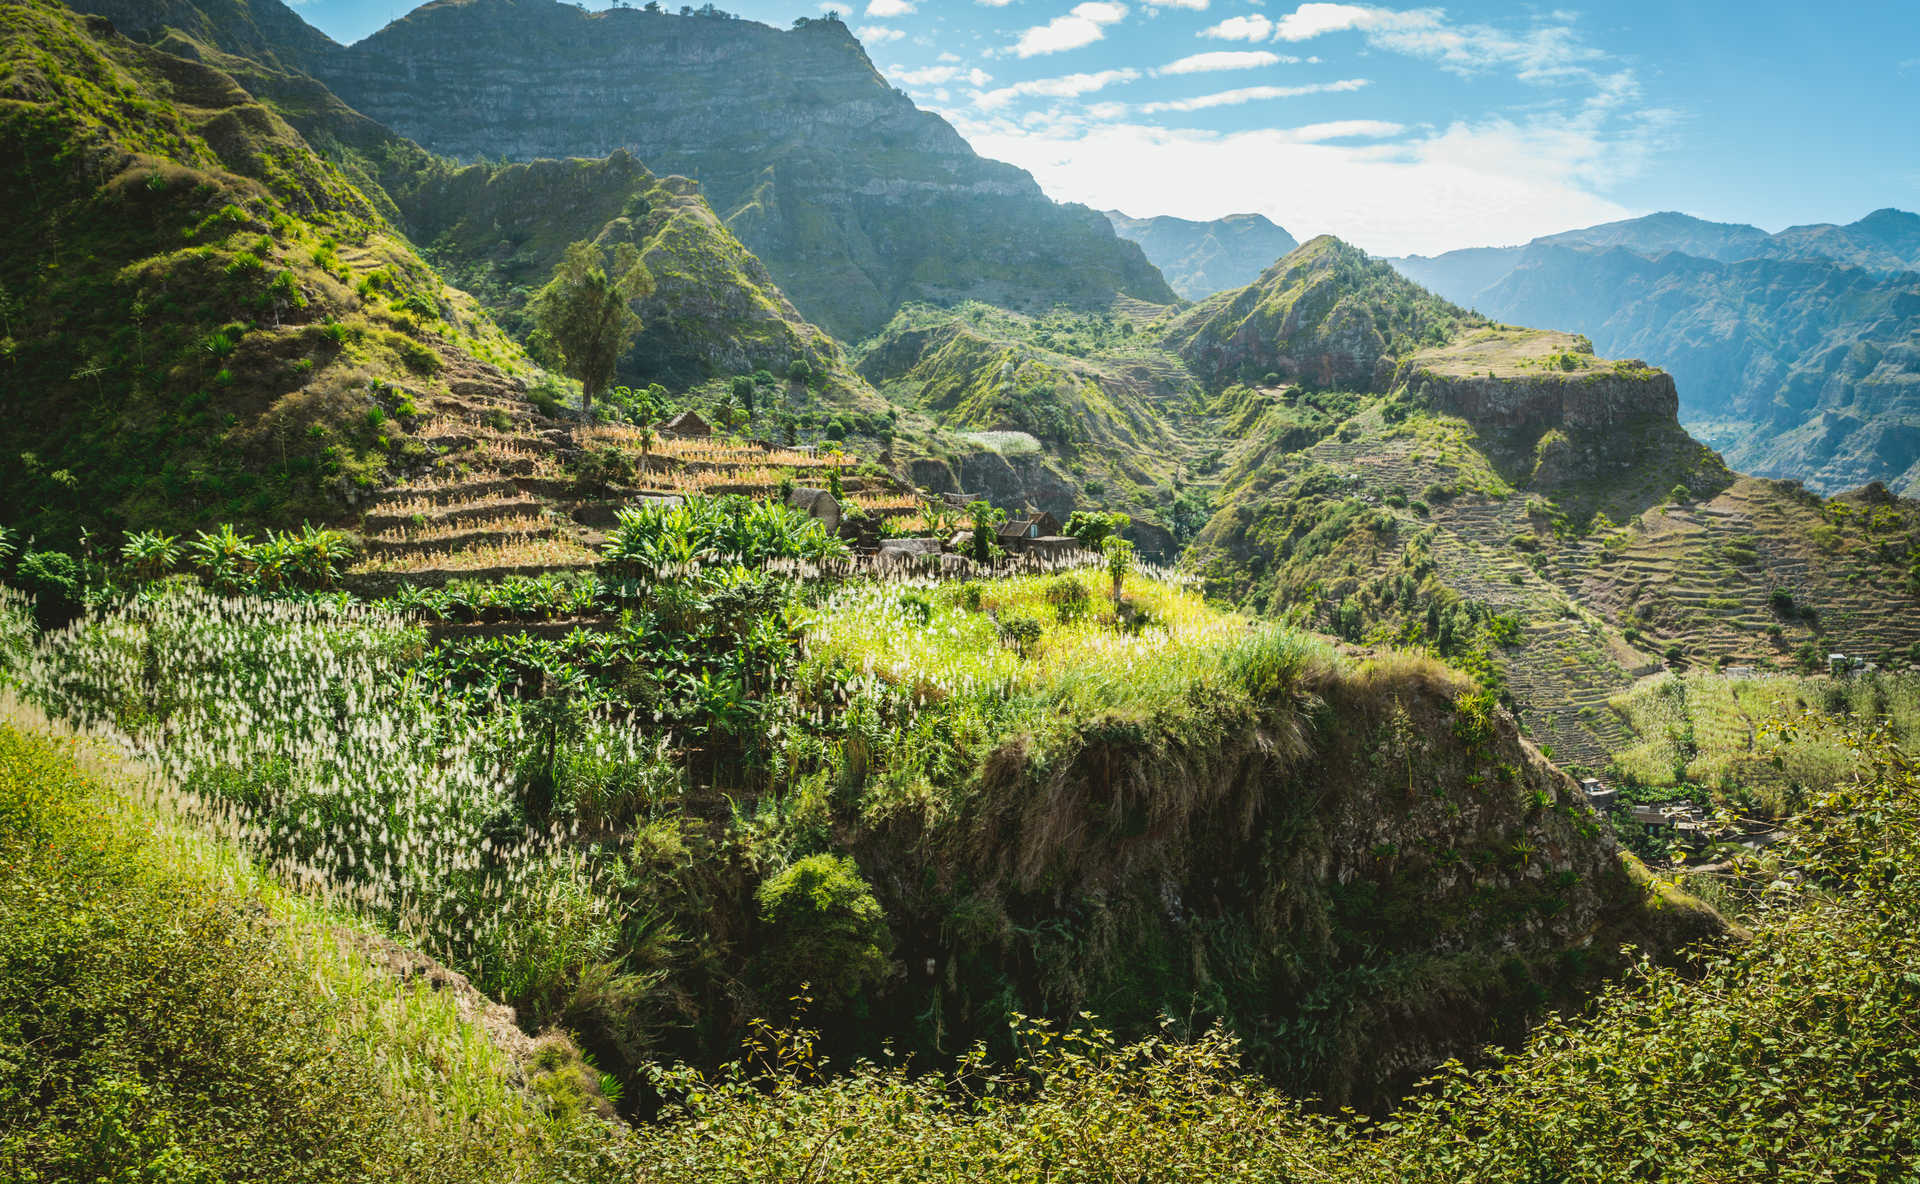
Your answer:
[295,0,1920,257]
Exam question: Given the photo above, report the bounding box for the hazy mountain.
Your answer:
[1389,210,1920,495]
[1105,211,1299,300]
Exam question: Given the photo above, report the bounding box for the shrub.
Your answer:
[997,607,1045,656]
[1044,575,1092,624]
[752,854,891,1008]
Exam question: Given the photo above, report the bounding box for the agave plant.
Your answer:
[120,529,181,583]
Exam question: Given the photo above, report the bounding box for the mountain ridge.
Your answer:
[212,0,1179,339]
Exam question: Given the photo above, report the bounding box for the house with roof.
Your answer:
[996,510,1062,543]
[657,410,712,438]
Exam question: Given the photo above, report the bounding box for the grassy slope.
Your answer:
[0,0,534,541]
[854,300,1207,530]
[0,715,624,1181]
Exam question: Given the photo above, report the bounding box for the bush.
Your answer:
[753,854,891,1008]
[1044,575,1092,624]
[997,607,1045,656]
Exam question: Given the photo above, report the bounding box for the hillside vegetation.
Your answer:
[0,0,534,540]
[4,627,1917,1179]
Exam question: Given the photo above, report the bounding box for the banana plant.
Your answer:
[120,530,180,582]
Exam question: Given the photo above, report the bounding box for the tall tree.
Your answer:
[528,241,654,417]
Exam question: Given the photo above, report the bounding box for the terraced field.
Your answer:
[343,363,902,592]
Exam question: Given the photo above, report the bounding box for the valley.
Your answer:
[1,0,1918,1177]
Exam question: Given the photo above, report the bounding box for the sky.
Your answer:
[295,0,1920,258]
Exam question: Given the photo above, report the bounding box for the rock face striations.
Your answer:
[286,0,1174,340]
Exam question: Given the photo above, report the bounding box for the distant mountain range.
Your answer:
[1104,211,1298,300]
[1390,210,1920,496]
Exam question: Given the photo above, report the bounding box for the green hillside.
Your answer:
[0,0,534,539]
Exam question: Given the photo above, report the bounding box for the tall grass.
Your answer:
[0,718,623,1181]
[10,590,653,1003]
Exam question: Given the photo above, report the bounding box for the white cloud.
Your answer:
[890,63,994,88]
[1144,0,1209,8]
[858,24,906,43]
[975,0,1016,6]
[974,68,1142,109]
[1157,50,1287,75]
[1011,2,1129,58]
[944,110,1646,256]
[866,0,915,15]
[1200,14,1275,40]
[1140,77,1369,112]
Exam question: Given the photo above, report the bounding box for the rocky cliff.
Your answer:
[1391,211,1920,496]
[273,0,1174,340]
[1397,329,1692,488]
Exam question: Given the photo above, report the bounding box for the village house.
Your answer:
[657,410,712,438]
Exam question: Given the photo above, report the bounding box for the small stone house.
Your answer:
[658,410,712,438]
[997,510,1062,542]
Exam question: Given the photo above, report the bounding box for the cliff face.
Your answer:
[1398,340,1686,488]
[864,655,1723,1111]
[1391,212,1920,497]
[286,0,1174,340]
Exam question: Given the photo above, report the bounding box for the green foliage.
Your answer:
[0,725,619,1182]
[601,495,846,578]
[529,241,655,414]
[1102,534,1137,600]
[1063,509,1131,550]
[966,500,1007,564]
[753,854,892,1008]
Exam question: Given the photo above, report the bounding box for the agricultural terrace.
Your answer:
[1607,670,1920,814]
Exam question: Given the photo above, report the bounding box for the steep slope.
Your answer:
[855,301,1208,533]
[1477,247,1920,495]
[254,0,1175,340]
[391,152,878,405]
[1766,208,1920,273]
[1182,316,1919,767]
[1388,211,1920,495]
[1161,236,1488,391]
[0,0,534,539]
[1105,210,1298,300]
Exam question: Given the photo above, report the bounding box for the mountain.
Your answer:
[1475,248,1920,496]
[1105,210,1299,300]
[1161,236,1486,391]
[1767,208,1920,273]
[193,0,1177,341]
[0,0,538,538]
[1390,210,1920,496]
